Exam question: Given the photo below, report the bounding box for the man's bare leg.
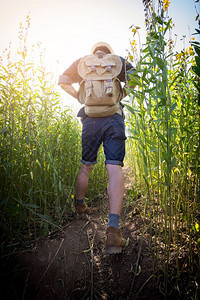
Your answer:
[105,164,125,253]
[76,163,93,200]
[74,164,93,214]
[106,164,124,216]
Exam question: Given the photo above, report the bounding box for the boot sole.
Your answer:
[105,246,123,254]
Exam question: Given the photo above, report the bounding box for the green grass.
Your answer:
[124,1,200,297]
[0,17,107,242]
[0,7,200,298]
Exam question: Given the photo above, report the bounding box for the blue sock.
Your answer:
[76,198,84,204]
[107,213,119,228]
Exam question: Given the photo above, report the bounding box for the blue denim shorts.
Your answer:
[81,113,127,166]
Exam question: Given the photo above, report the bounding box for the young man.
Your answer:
[58,42,134,254]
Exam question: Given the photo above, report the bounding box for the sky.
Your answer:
[0,0,199,109]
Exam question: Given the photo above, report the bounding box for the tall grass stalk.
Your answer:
[125,0,200,297]
[0,16,107,244]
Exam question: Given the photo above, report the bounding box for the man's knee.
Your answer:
[81,163,94,175]
[106,164,122,172]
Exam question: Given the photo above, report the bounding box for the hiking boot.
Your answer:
[75,202,90,215]
[105,226,126,254]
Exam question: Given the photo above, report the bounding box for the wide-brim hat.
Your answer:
[91,42,114,55]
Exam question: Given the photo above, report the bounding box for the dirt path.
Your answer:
[1,168,161,300]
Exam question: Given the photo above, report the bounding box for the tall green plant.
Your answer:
[0,16,107,243]
[124,0,200,297]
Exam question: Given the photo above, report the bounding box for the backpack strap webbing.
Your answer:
[85,79,92,97]
[105,79,113,95]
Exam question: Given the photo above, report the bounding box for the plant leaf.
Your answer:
[170,103,177,114]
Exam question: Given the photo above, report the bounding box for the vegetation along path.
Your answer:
[1,167,197,300]
[1,1,200,298]
[0,167,161,300]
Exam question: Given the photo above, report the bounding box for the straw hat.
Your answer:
[91,42,114,54]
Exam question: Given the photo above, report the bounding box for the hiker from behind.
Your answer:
[58,42,135,254]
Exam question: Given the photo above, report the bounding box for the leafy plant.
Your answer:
[124,0,200,297]
[0,16,107,243]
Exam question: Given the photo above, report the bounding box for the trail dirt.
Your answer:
[1,168,162,300]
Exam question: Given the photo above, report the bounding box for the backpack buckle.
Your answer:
[96,51,104,58]
[107,64,112,72]
[106,79,113,95]
[90,64,96,72]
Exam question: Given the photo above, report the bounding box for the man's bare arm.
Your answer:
[59,83,78,99]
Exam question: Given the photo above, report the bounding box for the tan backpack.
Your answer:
[77,51,123,117]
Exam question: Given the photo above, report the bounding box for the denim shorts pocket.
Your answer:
[112,121,127,140]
